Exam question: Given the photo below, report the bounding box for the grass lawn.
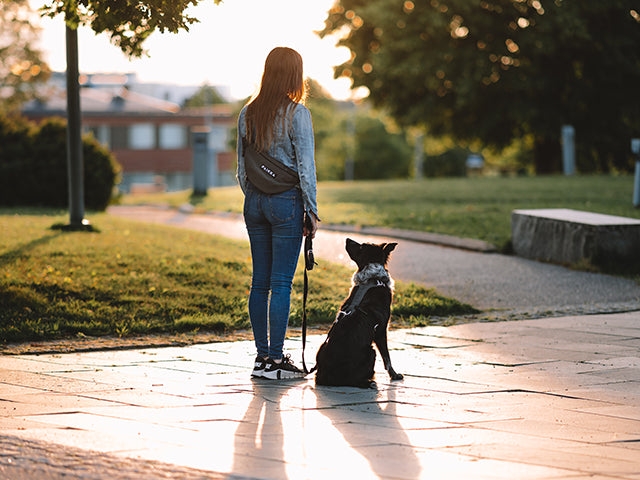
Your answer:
[0,211,476,345]
[119,175,640,251]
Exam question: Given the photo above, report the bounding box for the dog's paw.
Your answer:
[390,372,404,381]
[368,380,378,389]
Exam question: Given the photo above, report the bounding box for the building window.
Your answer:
[159,124,186,149]
[85,125,110,147]
[130,123,156,149]
[208,125,228,150]
[111,126,128,149]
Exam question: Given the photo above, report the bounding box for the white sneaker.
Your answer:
[262,355,305,380]
[251,356,268,378]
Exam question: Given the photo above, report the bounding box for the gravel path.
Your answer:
[109,206,640,320]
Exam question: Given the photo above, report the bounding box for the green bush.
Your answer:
[0,115,120,210]
[0,116,33,200]
[424,148,469,177]
[354,116,412,180]
[314,112,413,181]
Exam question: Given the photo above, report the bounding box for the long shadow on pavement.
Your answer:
[313,385,423,480]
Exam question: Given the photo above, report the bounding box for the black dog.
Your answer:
[314,238,403,389]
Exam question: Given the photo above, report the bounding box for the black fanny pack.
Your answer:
[242,137,299,194]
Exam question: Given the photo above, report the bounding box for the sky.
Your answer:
[30,0,359,100]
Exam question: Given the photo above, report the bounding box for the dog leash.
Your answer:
[301,216,316,375]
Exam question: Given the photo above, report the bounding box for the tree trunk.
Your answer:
[533,137,561,174]
[65,26,85,226]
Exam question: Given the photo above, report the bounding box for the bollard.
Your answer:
[562,125,575,176]
[192,127,210,196]
[633,138,640,208]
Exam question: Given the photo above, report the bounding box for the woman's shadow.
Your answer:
[314,384,422,479]
[231,379,293,480]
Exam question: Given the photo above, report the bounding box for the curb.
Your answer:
[320,224,498,253]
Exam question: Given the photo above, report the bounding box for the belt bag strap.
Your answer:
[242,137,299,194]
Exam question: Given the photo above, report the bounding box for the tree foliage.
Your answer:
[307,78,414,180]
[320,0,640,173]
[353,115,412,179]
[40,0,222,57]
[183,84,226,108]
[0,0,51,113]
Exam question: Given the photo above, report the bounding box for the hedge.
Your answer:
[0,115,120,211]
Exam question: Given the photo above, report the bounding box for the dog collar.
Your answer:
[352,263,394,290]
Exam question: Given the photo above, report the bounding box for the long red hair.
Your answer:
[245,47,306,151]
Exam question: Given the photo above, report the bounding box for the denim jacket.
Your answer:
[236,103,319,220]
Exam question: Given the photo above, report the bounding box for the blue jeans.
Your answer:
[243,185,304,360]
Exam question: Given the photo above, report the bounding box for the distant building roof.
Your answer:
[44,71,232,105]
[23,87,181,116]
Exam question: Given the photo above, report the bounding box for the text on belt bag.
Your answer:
[242,137,300,194]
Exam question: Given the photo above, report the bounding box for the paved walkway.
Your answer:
[1,205,639,479]
[1,313,639,479]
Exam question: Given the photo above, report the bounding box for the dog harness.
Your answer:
[338,278,388,320]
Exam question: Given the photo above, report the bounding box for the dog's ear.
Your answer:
[382,242,397,263]
[383,243,397,255]
[345,238,361,262]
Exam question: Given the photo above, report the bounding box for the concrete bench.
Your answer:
[511,208,640,269]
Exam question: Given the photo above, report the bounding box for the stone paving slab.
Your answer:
[2,311,640,479]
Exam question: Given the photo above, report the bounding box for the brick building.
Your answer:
[22,74,237,193]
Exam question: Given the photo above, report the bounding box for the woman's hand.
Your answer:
[304,212,318,239]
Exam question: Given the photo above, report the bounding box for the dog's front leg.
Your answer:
[374,324,403,381]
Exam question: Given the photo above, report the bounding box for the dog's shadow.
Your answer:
[313,384,422,479]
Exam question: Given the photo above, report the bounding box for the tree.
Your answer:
[353,115,412,179]
[305,78,413,181]
[40,0,221,57]
[183,84,226,108]
[0,0,51,113]
[320,0,640,173]
[309,112,412,181]
[305,78,342,178]
[39,0,222,227]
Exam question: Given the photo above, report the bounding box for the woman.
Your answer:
[237,47,319,380]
